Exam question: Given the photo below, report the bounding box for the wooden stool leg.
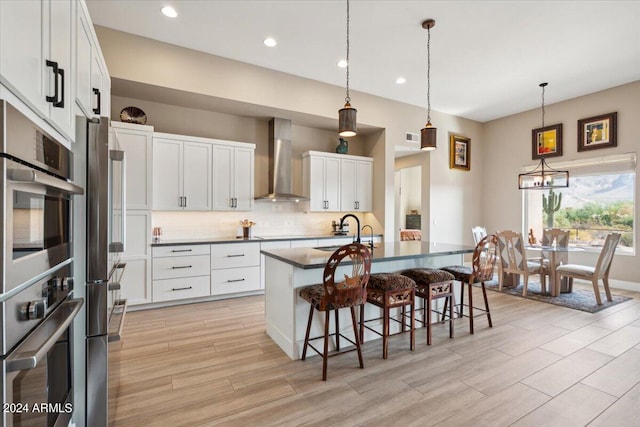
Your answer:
[335,309,340,351]
[449,294,455,339]
[401,303,406,333]
[459,280,465,318]
[302,306,314,360]
[351,306,364,369]
[468,281,474,334]
[359,304,365,343]
[427,294,432,345]
[322,310,330,381]
[410,291,415,351]
[383,301,389,359]
[481,281,492,328]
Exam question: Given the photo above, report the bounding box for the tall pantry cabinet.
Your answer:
[111,121,153,305]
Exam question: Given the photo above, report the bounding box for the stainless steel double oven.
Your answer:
[1,100,84,427]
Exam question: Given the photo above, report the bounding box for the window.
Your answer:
[524,153,636,254]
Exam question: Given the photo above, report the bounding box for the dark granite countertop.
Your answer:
[261,241,475,269]
[150,234,383,247]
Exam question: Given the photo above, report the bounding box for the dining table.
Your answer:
[526,245,584,296]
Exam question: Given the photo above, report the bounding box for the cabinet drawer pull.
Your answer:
[226,254,245,258]
[226,278,246,283]
[171,286,193,291]
[54,67,65,108]
[171,249,193,253]
[171,265,192,269]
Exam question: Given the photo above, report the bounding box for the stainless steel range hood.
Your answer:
[255,118,308,202]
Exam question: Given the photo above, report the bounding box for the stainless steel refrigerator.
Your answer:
[78,115,126,427]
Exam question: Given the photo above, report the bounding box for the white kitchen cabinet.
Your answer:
[212,144,255,211]
[303,151,372,212]
[152,245,211,303]
[112,121,154,210]
[302,152,340,212]
[210,243,261,295]
[0,0,75,139]
[340,158,373,212]
[76,0,110,119]
[153,135,212,210]
[120,211,152,305]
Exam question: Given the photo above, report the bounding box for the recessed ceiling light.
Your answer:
[264,38,277,47]
[337,59,348,68]
[396,77,407,84]
[161,6,178,18]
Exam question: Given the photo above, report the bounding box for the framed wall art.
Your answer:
[577,112,617,151]
[449,134,470,171]
[532,123,563,160]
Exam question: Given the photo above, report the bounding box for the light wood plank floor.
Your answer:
[109,284,640,427]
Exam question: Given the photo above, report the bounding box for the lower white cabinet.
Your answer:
[153,276,210,303]
[152,244,211,303]
[121,211,152,305]
[211,242,261,295]
[212,266,261,296]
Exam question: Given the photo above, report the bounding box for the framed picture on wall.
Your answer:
[532,123,563,160]
[578,112,617,151]
[449,134,470,171]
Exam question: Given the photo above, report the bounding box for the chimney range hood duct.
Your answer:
[255,118,308,202]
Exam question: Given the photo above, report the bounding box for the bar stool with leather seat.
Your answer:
[360,273,416,359]
[299,243,372,380]
[399,268,456,345]
[440,234,498,334]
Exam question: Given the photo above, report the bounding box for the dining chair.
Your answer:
[541,228,570,291]
[496,230,546,296]
[555,233,621,305]
[441,234,498,334]
[299,243,372,380]
[472,226,488,245]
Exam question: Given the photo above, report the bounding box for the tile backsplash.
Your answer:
[152,202,380,240]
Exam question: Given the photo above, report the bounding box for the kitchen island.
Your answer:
[261,241,475,359]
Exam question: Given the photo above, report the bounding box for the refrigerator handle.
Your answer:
[109,149,126,253]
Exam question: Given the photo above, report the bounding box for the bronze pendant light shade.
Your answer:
[518,83,570,189]
[339,102,357,137]
[338,0,357,137]
[421,19,437,151]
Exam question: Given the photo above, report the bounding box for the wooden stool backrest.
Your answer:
[472,234,498,282]
[321,243,372,310]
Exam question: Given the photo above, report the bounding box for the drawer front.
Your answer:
[153,255,210,280]
[211,266,260,295]
[152,276,210,302]
[211,242,260,269]
[153,245,210,257]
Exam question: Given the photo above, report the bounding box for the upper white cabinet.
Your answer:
[0,0,75,138]
[340,158,373,212]
[303,151,372,212]
[302,152,340,212]
[76,0,110,119]
[212,144,255,211]
[111,122,153,210]
[153,135,213,211]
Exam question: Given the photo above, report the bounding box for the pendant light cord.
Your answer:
[426,25,431,123]
[345,0,351,104]
[541,83,545,128]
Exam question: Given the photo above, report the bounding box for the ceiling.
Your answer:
[86,1,640,123]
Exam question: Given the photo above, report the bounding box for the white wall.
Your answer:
[483,81,640,284]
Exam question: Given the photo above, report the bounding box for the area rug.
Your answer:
[485,281,632,313]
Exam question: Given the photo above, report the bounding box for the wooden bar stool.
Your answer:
[441,234,498,334]
[298,243,372,380]
[399,268,456,345]
[360,273,416,359]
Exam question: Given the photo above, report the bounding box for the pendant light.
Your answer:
[420,19,437,151]
[518,83,570,189]
[338,0,357,137]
